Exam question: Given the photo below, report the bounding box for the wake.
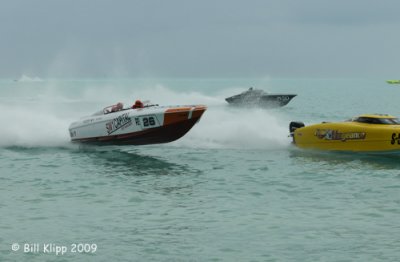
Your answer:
[0,82,290,149]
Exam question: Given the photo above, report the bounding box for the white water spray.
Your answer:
[0,81,291,149]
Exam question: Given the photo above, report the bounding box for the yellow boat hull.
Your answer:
[292,122,400,152]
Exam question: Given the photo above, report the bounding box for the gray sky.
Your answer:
[1,0,400,78]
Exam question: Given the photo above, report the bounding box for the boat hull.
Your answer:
[292,122,400,153]
[226,94,296,108]
[69,105,206,145]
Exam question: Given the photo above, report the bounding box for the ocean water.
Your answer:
[1,78,400,261]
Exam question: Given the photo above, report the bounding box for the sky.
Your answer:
[1,0,400,78]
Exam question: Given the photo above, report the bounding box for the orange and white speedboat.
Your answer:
[69,103,206,145]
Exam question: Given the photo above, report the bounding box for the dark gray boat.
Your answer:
[225,87,297,108]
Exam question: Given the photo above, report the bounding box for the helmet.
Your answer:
[132,99,144,109]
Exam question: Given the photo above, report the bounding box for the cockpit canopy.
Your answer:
[242,88,266,96]
[349,114,400,125]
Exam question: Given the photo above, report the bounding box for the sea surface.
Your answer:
[1,77,400,261]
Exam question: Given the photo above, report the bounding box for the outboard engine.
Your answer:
[289,121,305,133]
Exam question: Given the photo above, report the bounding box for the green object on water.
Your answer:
[386,80,400,84]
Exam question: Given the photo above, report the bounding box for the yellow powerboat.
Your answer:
[289,114,400,153]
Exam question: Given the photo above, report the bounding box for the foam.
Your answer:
[171,106,290,149]
[0,81,290,149]
[15,74,43,82]
[0,104,71,147]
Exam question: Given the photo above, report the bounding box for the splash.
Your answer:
[0,104,71,147]
[0,80,290,149]
[15,75,43,82]
[101,84,291,149]
[171,106,291,149]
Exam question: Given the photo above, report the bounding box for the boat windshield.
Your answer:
[92,110,104,116]
[352,117,400,124]
[91,105,124,116]
[243,88,265,95]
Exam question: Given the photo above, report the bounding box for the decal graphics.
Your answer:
[69,130,77,138]
[106,113,132,135]
[277,96,290,102]
[391,133,400,145]
[315,129,366,141]
[135,117,141,126]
